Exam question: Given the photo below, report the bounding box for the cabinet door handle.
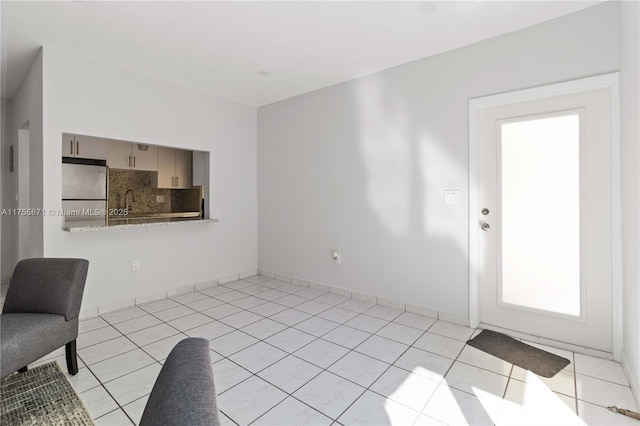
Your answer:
[133,156,136,168]
[128,156,131,167]
[76,141,79,156]
[176,176,178,187]
[70,140,74,156]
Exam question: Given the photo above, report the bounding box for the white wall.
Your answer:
[42,48,257,310]
[620,0,640,406]
[258,2,620,318]
[2,50,44,278]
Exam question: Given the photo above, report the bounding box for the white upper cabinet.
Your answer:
[132,144,158,172]
[157,147,174,188]
[107,141,132,169]
[107,141,158,171]
[62,133,108,160]
[158,147,192,189]
[174,148,193,189]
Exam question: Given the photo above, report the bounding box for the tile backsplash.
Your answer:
[108,169,201,214]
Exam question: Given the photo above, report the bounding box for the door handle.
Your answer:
[480,222,490,231]
[70,140,74,156]
[129,155,131,167]
[76,141,79,156]
[133,156,136,168]
[176,176,178,187]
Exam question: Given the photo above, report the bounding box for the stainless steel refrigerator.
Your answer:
[62,158,108,224]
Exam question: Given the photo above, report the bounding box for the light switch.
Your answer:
[444,190,459,205]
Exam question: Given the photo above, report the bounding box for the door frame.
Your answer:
[468,73,622,360]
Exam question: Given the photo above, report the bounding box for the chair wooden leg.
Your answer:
[18,366,28,373]
[65,340,78,375]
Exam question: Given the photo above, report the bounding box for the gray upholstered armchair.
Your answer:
[0,258,89,379]
[140,338,221,426]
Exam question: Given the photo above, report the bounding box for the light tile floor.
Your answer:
[24,276,638,425]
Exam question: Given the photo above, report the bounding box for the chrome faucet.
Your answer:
[125,189,136,211]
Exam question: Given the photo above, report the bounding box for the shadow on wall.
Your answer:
[350,75,489,425]
[258,66,471,312]
[356,75,467,249]
[330,71,469,312]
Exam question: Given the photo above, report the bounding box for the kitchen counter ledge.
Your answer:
[64,217,218,232]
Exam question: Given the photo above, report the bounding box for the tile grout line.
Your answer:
[81,301,219,421]
[84,314,173,422]
[41,276,623,425]
[78,352,139,425]
[179,279,435,423]
[325,318,478,424]
[80,276,579,425]
[93,281,445,424]
[83,296,376,418]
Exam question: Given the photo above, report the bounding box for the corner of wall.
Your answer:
[620,0,640,410]
[622,352,640,409]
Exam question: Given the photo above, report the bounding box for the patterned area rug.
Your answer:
[0,361,94,425]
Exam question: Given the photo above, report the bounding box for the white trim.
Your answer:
[609,76,624,361]
[622,352,640,409]
[239,269,259,280]
[469,100,480,328]
[468,72,623,359]
[257,269,469,324]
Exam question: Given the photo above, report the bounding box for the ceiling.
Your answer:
[1,1,601,106]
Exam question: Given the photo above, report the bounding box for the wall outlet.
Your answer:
[131,259,141,271]
[156,195,164,203]
[332,250,342,265]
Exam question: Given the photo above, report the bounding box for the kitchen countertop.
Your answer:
[63,215,218,232]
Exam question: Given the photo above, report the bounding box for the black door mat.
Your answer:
[467,330,570,378]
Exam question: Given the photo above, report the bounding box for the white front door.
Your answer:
[473,78,618,353]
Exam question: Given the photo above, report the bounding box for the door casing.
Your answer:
[468,73,622,360]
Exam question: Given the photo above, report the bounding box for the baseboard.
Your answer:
[258,269,466,325]
[86,268,467,326]
[622,352,640,409]
[167,284,195,297]
[83,269,257,319]
[240,269,258,279]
